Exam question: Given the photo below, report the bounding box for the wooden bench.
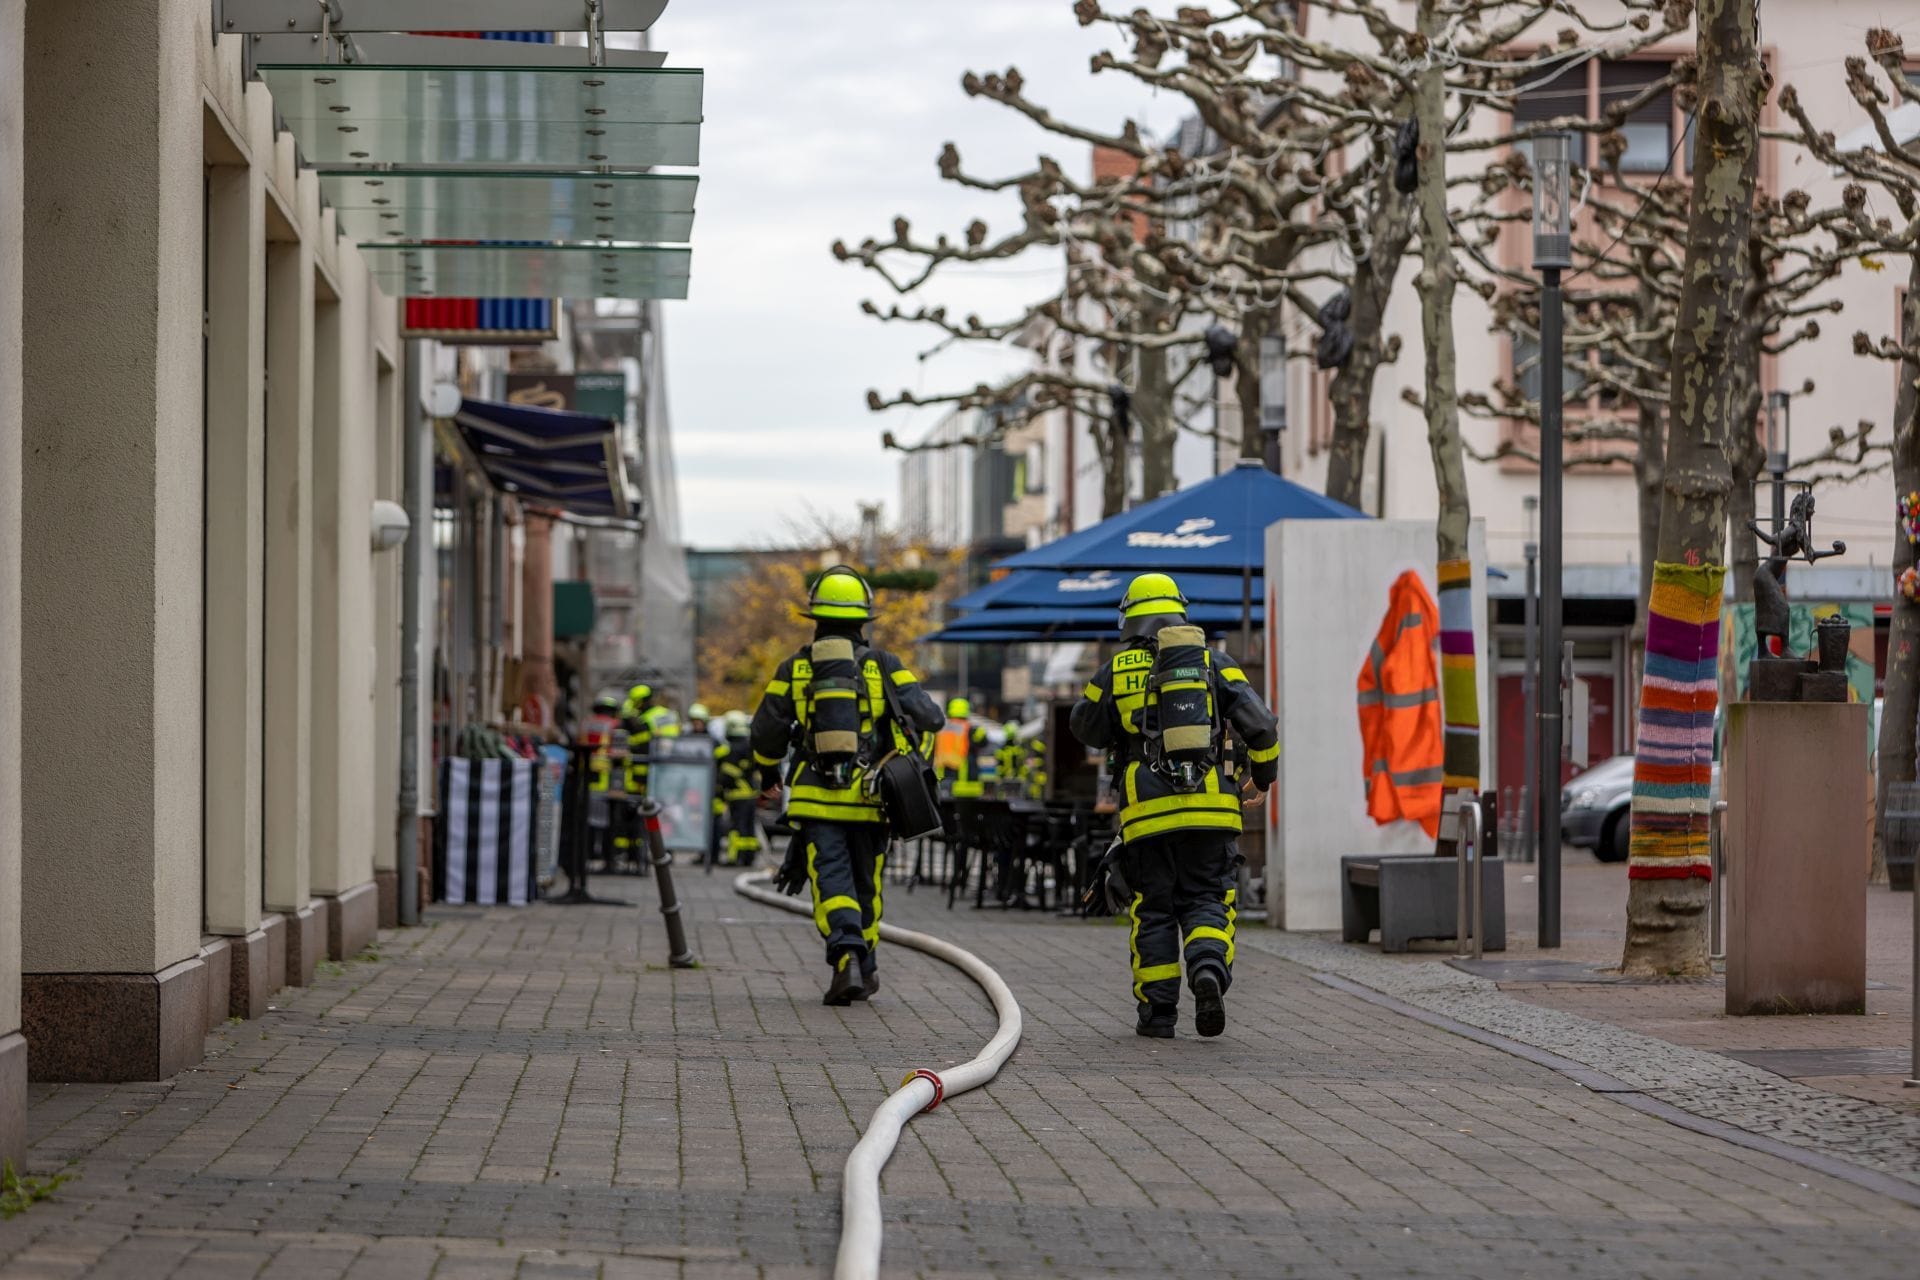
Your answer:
[1340,854,1507,953]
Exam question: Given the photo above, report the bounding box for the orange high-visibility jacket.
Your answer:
[1356,570,1445,837]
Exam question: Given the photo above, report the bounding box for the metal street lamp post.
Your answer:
[1766,390,1792,593]
[1522,495,1540,866]
[1259,334,1287,475]
[1532,132,1573,948]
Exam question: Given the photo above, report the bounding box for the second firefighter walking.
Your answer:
[1071,573,1279,1040]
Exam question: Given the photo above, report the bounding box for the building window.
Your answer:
[1258,335,1287,436]
[1512,55,1682,177]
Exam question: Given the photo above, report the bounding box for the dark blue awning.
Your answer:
[948,568,1259,613]
[453,397,629,518]
[996,460,1365,574]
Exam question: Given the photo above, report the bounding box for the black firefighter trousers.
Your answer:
[1119,831,1240,1023]
[797,820,888,977]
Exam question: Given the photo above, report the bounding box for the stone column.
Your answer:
[309,260,379,960]
[0,0,26,1151]
[522,514,560,717]
[264,212,315,988]
[203,93,267,1017]
[20,0,208,1082]
[372,356,403,927]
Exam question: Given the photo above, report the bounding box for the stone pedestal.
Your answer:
[1725,701,1869,1015]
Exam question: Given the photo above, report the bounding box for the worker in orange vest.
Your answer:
[933,697,988,799]
[1356,569,1446,837]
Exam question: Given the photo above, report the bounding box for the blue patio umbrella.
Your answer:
[995,459,1365,574]
[923,601,1266,646]
[940,461,1365,648]
[948,568,1256,614]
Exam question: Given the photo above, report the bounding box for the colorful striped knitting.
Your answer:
[1437,558,1480,790]
[1628,560,1725,880]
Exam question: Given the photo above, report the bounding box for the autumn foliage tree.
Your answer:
[696,522,962,714]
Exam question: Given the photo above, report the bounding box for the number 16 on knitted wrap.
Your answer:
[1628,561,1725,880]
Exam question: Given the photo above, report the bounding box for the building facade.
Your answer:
[0,6,685,1163]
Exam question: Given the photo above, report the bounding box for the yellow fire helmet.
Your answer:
[806,564,875,622]
[687,702,711,721]
[947,697,971,719]
[1120,572,1188,620]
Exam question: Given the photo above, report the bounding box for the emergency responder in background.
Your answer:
[685,703,711,736]
[718,710,761,866]
[585,693,623,866]
[1070,572,1279,1040]
[995,721,1027,796]
[751,566,943,1005]
[933,698,989,798]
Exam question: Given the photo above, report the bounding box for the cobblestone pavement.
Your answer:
[2,861,1918,1278]
[1484,860,1917,1112]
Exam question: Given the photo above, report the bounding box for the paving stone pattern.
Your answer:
[1246,928,1920,1188]
[0,867,1916,1278]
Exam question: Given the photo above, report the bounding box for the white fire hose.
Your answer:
[733,870,1023,1280]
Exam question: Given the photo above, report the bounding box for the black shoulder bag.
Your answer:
[867,652,946,840]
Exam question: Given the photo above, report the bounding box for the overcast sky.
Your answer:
[653,2,1168,548]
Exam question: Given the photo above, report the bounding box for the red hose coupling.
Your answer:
[901,1069,945,1112]
[645,816,663,833]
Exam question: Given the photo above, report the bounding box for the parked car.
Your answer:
[1560,753,1721,863]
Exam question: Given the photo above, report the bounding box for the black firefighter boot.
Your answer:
[824,951,863,1007]
[1191,964,1227,1039]
[1135,1003,1177,1039]
[851,950,879,1001]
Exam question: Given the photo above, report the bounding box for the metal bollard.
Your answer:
[1708,799,1728,963]
[637,798,699,969]
[1455,797,1484,961]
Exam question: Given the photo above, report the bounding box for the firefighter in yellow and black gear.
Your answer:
[994,721,1022,793]
[751,566,944,1005]
[716,710,761,866]
[1070,572,1279,1040]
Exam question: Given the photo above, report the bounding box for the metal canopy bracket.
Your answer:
[217,0,668,33]
[249,32,667,68]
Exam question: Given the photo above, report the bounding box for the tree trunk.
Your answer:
[1094,417,1128,519]
[1621,0,1764,977]
[1633,401,1664,636]
[1236,305,1269,463]
[1136,342,1177,501]
[1412,13,1479,795]
[1325,186,1415,510]
[1873,264,1920,886]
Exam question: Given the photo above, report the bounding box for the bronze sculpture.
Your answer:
[1745,486,1849,702]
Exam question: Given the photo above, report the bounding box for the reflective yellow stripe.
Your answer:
[815,894,860,935]
[1123,791,1240,821]
[765,679,790,697]
[1221,667,1248,684]
[1137,963,1181,983]
[1082,681,1104,702]
[1121,807,1242,842]
[1183,925,1236,965]
[1246,742,1280,763]
[890,668,917,686]
[865,852,885,944]
[753,750,783,767]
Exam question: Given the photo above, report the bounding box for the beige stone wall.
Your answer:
[21,0,206,974]
[0,0,23,1035]
[19,8,399,977]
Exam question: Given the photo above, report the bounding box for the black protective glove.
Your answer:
[773,843,808,897]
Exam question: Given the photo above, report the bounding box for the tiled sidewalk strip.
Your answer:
[1243,929,1920,1189]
